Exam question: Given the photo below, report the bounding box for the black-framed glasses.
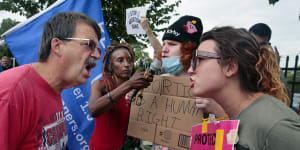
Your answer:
[191,51,221,70]
[63,38,101,55]
[259,42,271,46]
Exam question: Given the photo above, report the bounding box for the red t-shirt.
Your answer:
[89,80,130,150]
[0,64,68,150]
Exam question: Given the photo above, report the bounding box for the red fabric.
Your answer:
[89,80,130,150]
[0,64,68,150]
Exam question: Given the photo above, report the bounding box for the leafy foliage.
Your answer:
[286,70,300,93]
[269,0,279,5]
[132,44,152,71]
[101,0,181,70]
[0,0,57,18]
[0,18,19,58]
[102,0,181,45]
[0,0,182,69]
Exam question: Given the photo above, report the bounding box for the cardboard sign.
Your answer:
[190,120,240,150]
[126,7,147,34]
[127,76,203,150]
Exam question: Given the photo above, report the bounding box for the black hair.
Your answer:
[38,12,101,62]
[102,42,135,92]
[249,23,272,42]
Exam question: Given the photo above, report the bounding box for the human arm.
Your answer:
[140,16,162,58]
[88,71,153,117]
[196,97,228,118]
[0,97,22,149]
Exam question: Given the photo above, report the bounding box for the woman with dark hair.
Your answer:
[88,42,153,150]
[188,26,300,150]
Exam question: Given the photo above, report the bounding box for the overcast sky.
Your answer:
[0,0,299,66]
[148,0,300,66]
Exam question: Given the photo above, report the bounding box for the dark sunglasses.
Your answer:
[63,38,101,55]
[191,51,221,70]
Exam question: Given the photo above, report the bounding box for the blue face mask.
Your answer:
[162,56,183,75]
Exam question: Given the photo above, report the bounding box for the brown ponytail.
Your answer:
[255,45,290,105]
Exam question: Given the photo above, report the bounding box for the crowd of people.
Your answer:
[0,11,299,150]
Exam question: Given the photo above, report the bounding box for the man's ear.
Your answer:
[222,59,238,77]
[50,38,63,57]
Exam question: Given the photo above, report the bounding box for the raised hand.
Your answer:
[140,16,150,32]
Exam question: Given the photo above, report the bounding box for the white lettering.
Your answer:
[100,37,105,49]
[65,113,72,121]
[81,145,89,150]
[80,101,89,112]
[98,22,106,49]
[73,88,84,99]
[166,29,180,36]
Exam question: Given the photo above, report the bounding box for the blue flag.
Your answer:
[3,0,111,149]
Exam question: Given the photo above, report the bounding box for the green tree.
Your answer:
[0,0,57,18]
[286,69,300,93]
[132,43,152,71]
[269,0,279,5]
[0,0,182,67]
[0,18,19,58]
[100,0,181,69]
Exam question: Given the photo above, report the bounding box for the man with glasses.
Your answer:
[0,12,101,149]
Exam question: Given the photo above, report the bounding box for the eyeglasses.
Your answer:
[259,42,271,46]
[63,38,101,55]
[191,51,221,70]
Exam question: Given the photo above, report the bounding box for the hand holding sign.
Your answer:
[140,16,150,32]
[126,7,147,34]
[190,120,239,150]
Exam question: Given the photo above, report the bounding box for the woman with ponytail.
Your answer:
[88,42,153,150]
[188,26,300,150]
[255,45,290,105]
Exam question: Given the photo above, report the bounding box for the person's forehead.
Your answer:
[197,40,217,53]
[163,40,180,44]
[74,22,98,41]
[112,48,131,58]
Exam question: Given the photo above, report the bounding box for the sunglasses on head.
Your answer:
[191,51,221,70]
[63,38,101,55]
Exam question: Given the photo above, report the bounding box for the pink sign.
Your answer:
[190,120,239,150]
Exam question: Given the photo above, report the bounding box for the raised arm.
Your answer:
[140,16,162,58]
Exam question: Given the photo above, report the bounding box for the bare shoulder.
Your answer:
[91,80,106,95]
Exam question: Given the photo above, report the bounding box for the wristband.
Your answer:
[107,92,116,104]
